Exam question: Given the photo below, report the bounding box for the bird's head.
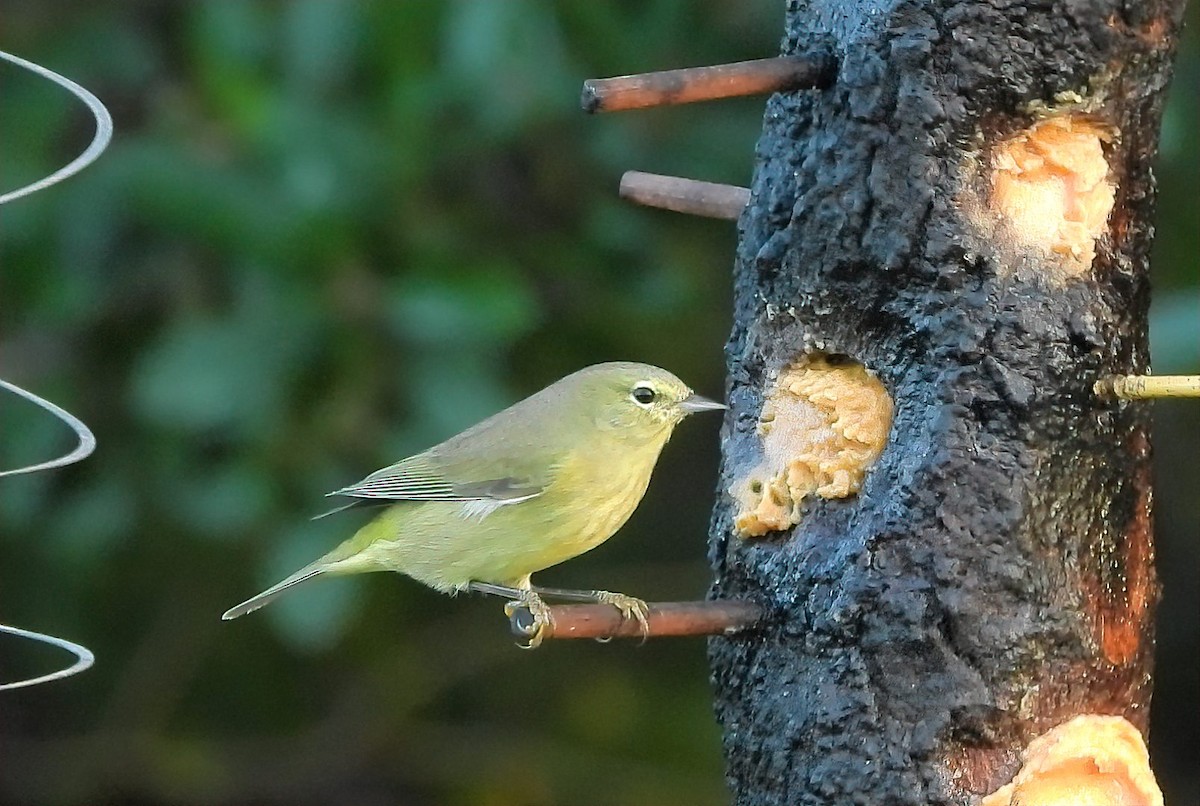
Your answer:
[574,362,726,439]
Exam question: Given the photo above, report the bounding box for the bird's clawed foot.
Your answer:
[470,581,650,646]
[503,591,554,650]
[589,590,650,642]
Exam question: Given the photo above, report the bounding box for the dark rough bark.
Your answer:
[707,1,1185,804]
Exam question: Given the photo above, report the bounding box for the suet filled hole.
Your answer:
[730,353,893,538]
[988,115,1115,275]
[979,715,1163,806]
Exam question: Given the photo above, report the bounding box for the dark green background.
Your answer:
[1,3,1196,804]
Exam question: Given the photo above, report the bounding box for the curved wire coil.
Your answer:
[1,49,110,690]
[0,49,113,205]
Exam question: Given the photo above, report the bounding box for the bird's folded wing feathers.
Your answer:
[326,454,549,504]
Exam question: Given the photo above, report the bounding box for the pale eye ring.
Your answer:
[631,385,657,406]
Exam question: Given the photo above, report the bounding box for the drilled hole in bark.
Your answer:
[731,353,893,538]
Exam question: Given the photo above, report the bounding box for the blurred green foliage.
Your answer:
[0,2,1196,805]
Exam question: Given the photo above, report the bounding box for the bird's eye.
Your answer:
[631,385,657,405]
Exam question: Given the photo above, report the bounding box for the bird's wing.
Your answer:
[326,453,549,504]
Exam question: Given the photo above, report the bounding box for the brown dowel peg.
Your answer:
[619,171,749,220]
[582,55,835,113]
[508,599,763,643]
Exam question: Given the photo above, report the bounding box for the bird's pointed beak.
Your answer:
[679,392,727,413]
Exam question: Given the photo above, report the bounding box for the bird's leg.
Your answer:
[467,581,524,599]
[528,585,650,642]
[467,580,554,649]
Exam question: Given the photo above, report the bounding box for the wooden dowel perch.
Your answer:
[508,600,763,642]
[582,55,835,113]
[1094,374,1200,399]
[620,171,749,220]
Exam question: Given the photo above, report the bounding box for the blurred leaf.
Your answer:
[388,265,538,346]
[168,464,275,540]
[441,0,577,137]
[130,275,317,437]
[45,475,136,561]
[403,351,514,439]
[282,1,363,94]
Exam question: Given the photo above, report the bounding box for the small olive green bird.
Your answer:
[221,362,724,645]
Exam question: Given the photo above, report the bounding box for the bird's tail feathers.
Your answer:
[221,564,327,620]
